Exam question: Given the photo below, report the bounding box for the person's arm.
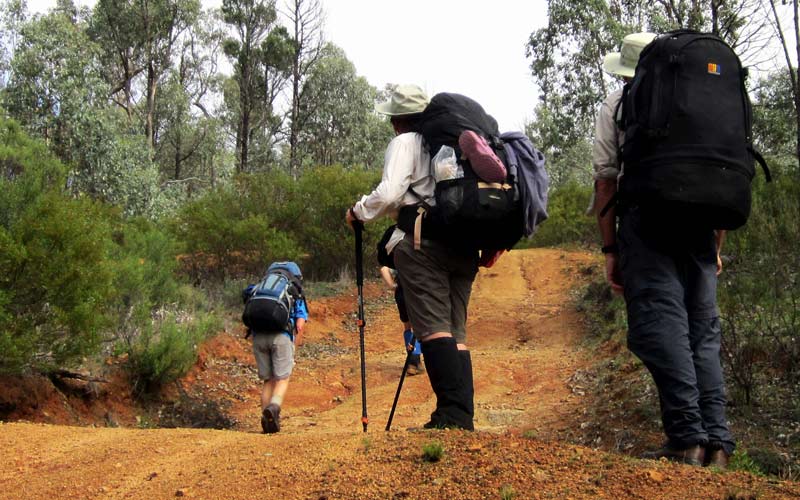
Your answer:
[293,299,309,346]
[592,91,624,294]
[294,318,306,346]
[347,135,414,227]
[379,266,397,288]
[596,178,623,294]
[715,229,726,276]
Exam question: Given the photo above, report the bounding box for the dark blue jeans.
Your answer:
[618,207,735,455]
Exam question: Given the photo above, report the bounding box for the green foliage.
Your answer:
[522,182,597,248]
[170,177,303,281]
[728,449,766,476]
[499,485,517,500]
[0,193,116,373]
[718,164,800,405]
[290,165,383,279]
[126,311,220,394]
[295,43,393,170]
[421,440,444,463]
[0,117,66,228]
[752,69,797,164]
[170,164,382,281]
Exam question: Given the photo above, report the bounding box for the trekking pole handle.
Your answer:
[353,219,364,287]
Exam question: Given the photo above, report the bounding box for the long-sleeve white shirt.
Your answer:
[352,132,434,253]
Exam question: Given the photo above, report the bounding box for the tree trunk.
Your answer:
[794,0,800,170]
[289,47,300,180]
[146,62,157,153]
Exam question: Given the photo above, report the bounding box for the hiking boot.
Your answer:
[407,354,424,376]
[642,443,705,466]
[705,449,729,468]
[261,404,280,434]
[458,130,506,183]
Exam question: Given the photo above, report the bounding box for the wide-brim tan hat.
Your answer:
[603,32,657,78]
[375,84,429,116]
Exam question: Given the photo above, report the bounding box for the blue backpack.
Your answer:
[500,132,549,237]
[242,262,304,334]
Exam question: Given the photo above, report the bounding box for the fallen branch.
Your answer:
[49,369,109,384]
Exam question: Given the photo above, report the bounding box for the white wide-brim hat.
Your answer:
[375,84,429,116]
[603,32,658,78]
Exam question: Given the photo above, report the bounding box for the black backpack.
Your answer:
[242,262,304,334]
[376,224,396,269]
[397,93,524,250]
[618,30,770,229]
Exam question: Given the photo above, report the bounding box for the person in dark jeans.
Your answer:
[591,32,734,467]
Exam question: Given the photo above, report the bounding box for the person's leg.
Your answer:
[619,210,707,463]
[395,236,471,430]
[260,380,274,410]
[262,334,295,434]
[396,284,422,372]
[686,234,735,463]
[449,255,478,422]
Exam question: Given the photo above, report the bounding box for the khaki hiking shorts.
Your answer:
[393,235,478,344]
[252,332,294,380]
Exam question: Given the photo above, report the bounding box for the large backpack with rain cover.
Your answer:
[618,29,770,229]
[398,93,548,250]
[242,262,304,334]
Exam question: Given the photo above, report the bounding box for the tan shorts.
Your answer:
[392,236,478,344]
[252,333,294,380]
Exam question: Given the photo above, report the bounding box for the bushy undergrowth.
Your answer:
[718,164,800,409]
[170,165,383,282]
[127,311,221,394]
[0,117,226,384]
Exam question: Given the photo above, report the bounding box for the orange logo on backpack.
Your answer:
[708,62,721,75]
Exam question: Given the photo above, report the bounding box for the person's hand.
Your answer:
[716,251,723,276]
[295,336,304,347]
[605,253,624,295]
[345,207,357,229]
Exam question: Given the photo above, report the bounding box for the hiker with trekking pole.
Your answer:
[346,84,478,430]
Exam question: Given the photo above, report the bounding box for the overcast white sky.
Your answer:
[26,0,548,132]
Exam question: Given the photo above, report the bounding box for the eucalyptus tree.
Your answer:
[90,0,201,151]
[0,0,27,89]
[283,0,324,177]
[221,0,292,172]
[155,10,227,187]
[295,44,391,169]
[4,7,161,217]
[766,0,800,169]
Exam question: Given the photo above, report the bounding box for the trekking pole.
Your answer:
[353,220,369,433]
[385,347,415,431]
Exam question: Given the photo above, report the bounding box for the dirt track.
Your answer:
[2,248,799,499]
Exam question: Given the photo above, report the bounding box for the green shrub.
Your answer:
[522,182,597,248]
[285,164,383,280]
[718,163,800,405]
[169,165,382,282]
[728,449,765,476]
[0,193,116,374]
[170,181,303,281]
[422,440,444,462]
[127,311,221,394]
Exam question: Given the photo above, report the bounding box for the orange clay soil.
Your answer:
[1,248,798,500]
